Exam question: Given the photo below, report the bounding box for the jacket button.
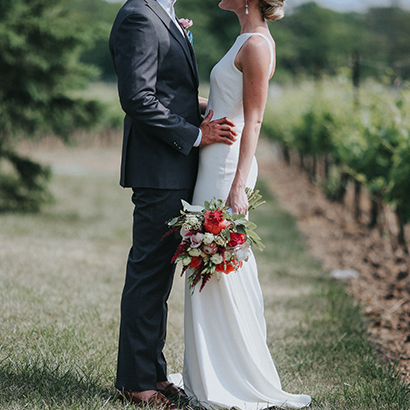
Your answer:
[173,142,182,150]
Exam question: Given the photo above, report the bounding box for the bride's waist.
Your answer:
[204,111,244,130]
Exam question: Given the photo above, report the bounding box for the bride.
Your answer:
[182,1,311,409]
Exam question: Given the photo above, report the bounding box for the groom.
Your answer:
[109,0,236,408]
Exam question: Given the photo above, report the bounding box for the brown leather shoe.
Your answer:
[158,383,189,405]
[118,391,178,410]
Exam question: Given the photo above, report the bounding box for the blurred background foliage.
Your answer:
[1,0,410,241]
[74,0,410,83]
[0,0,104,211]
[262,79,410,250]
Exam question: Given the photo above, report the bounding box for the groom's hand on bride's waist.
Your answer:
[199,109,237,147]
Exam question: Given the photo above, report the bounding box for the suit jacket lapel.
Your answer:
[178,19,200,87]
[144,0,199,86]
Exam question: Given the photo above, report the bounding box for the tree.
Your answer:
[278,2,364,78]
[364,6,410,82]
[0,0,103,212]
[70,0,123,81]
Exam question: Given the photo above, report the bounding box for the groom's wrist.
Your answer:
[193,129,202,147]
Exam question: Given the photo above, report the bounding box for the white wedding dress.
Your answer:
[182,33,311,409]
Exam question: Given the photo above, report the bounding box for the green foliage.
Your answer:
[277,3,355,77]
[69,0,123,81]
[70,1,410,83]
[365,6,410,81]
[0,0,104,212]
[385,97,410,220]
[293,108,335,156]
[179,1,410,82]
[0,0,102,139]
[73,1,410,83]
[0,149,53,213]
[333,100,401,195]
[263,78,410,226]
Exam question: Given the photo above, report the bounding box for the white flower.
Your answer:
[211,253,223,264]
[186,215,199,226]
[235,242,251,262]
[189,248,202,257]
[180,226,191,238]
[182,256,192,266]
[202,233,215,245]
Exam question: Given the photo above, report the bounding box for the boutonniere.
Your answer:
[179,18,193,45]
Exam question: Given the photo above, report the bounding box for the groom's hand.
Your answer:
[199,110,237,147]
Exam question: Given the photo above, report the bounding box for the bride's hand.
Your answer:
[226,187,248,216]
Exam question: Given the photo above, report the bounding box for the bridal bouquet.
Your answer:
[166,189,265,292]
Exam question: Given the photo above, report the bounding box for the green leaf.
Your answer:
[168,217,179,226]
[236,225,246,235]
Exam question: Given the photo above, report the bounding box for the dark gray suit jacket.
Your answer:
[109,0,202,189]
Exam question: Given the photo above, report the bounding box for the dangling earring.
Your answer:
[245,0,250,15]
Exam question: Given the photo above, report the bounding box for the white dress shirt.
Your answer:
[155,0,202,146]
[156,0,183,35]
[156,0,176,18]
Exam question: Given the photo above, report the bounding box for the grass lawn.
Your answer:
[0,152,409,409]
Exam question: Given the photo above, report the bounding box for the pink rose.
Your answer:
[179,18,193,29]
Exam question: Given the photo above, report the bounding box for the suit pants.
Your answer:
[116,187,193,392]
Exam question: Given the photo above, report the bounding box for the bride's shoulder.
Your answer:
[238,33,275,60]
[235,32,275,76]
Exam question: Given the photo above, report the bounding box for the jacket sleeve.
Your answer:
[110,12,199,156]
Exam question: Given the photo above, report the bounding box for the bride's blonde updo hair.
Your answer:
[258,0,286,21]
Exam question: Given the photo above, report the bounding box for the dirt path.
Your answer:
[256,138,410,382]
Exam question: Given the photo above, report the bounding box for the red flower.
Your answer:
[204,210,230,234]
[228,232,246,247]
[171,241,189,264]
[189,256,202,270]
[215,261,236,274]
[205,210,222,219]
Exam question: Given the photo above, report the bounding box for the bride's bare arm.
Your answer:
[226,36,275,215]
[198,96,208,115]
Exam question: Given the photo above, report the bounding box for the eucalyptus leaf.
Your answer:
[168,217,179,226]
[235,219,248,226]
